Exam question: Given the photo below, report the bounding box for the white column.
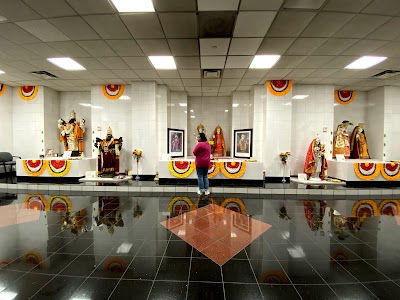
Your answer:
[0,85,14,152]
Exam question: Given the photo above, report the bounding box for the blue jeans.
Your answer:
[196,167,209,191]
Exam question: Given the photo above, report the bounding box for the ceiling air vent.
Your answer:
[31,71,58,79]
[203,69,221,79]
[372,70,400,79]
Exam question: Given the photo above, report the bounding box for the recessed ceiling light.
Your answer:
[0,70,5,74]
[190,116,195,118]
[47,58,85,71]
[179,103,187,107]
[119,95,131,100]
[79,103,91,107]
[190,109,194,113]
[232,103,239,107]
[292,95,309,100]
[184,111,187,113]
[148,56,176,70]
[225,110,229,112]
[345,56,387,69]
[249,55,280,69]
[111,0,155,12]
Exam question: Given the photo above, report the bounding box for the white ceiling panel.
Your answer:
[188,92,202,96]
[341,40,388,56]
[24,0,77,17]
[71,70,99,79]
[99,57,130,70]
[157,70,180,78]
[202,92,218,96]
[301,12,355,37]
[316,78,340,84]
[273,56,307,68]
[219,86,237,92]
[77,40,117,57]
[163,79,183,86]
[225,56,253,68]
[83,15,131,39]
[48,17,100,40]
[372,58,400,70]
[236,85,252,91]
[67,79,91,87]
[264,69,292,78]
[175,57,201,69]
[51,78,77,85]
[47,41,91,57]
[218,92,232,96]
[233,11,277,37]
[45,70,79,79]
[333,14,391,38]
[105,40,144,57]
[369,42,400,57]
[202,86,219,92]
[158,13,197,38]
[200,38,230,56]
[198,0,240,11]
[228,38,263,55]
[353,69,385,78]
[312,38,359,55]
[362,0,400,16]
[66,0,116,14]
[223,68,247,78]
[296,56,334,68]
[182,79,201,86]
[73,57,107,70]
[21,43,63,58]
[85,79,107,85]
[120,14,165,39]
[168,39,199,56]
[285,38,328,55]
[122,57,153,69]
[2,45,41,60]
[257,38,295,55]
[322,56,358,68]
[221,78,241,86]
[298,78,321,84]
[0,0,41,21]
[93,69,118,79]
[308,69,341,78]
[328,69,360,78]
[179,69,201,78]
[323,0,372,13]
[286,69,317,78]
[267,12,317,37]
[16,19,70,42]
[240,0,284,10]
[153,0,197,11]
[239,78,260,85]
[367,17,400,41]
[0,74,23,81]
[112,70,139,79]
[0,51,18,61]
[200,56,226,69]
[185,87,202,92]
[135,70,160,78]
[202,79,221,86]
[170,86,185,91]
[136,39,171,56]
[0,23,41,44]
[243,69,268,78]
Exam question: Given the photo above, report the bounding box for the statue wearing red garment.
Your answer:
[212,125,225,157]
[304,138,328,180]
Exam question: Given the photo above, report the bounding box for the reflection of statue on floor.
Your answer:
[61,210,88,236]
[350,123,370,159]
[58,110,85,154]
[95,127,123,177]
[304,200,327,232]
[95,196,124,236]
[212,125,225,157]
[304,138,328,180]
[333,120,352,158]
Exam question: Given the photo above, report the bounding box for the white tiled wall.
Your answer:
[366,87,385,160]
[383,86,400,160]
[170,91,187,156]
[43,87,60,156]
[156,85,169,162]
[0,85,13,152]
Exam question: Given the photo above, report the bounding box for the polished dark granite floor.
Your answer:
[1,193,400,299]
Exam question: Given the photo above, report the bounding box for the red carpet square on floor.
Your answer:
[160,204,272,265]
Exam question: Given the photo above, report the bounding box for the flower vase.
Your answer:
[282,161,286,183]
[135,158,140,181]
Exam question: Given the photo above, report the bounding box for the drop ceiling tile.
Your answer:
[328,69,360,78]
[333,14,391,38]
[285,38,328,55]
[218,92,232,96]
[163,79,183,86]
[92,69,117,79]
[315,78,339,84]
[77,40,117,57]
[188,92,203,96]
[185,86,202,92]
[219,86,237,92]
[225,56,253,68]
[0,74,23,81]
[362,0,400,16]
[369,42,400,57]
[267,12,317,37]
[48,71,79,80]
[312,38,359,55]
[323,0,372,12]
[1,45,42,60]
[135,70,160,78]
[202,92,218,96]
[153,0,196,11]
[228,38,263,55]
[221,78,241,86]
[239,78,260,85]
[298,78,321,84]
[105,40,144,57]
[159,13,197,38]
[122,57,153,69]
[257,38,295,55]
[308,69,341,78]
[341,40,389,55]
[0,23,41,44]
[73,57,107,70]
[179,69,201,78]
[286,68,317,78]
[120,14,164,39]
[175,57,201,69]
[21,43,63,58]
[16,19,70,42]
[84,78,108,85]
[322,56,358,68]
[48,16,100,40]
[264,69,292,78]
[372,58,400,69]
[47,41,91,57]
[51,78,77,85]
[0,0,41,22]
[336,78,364,85]
[99,57,130,70]
[202,86,219,92]
[71,70,99,79]
[157,70,180,79]
[202,79,221,86]
[273,56,307,68]
[296,56,334,68]
[300,12,355,37]
[222,68,247,78]
[67,79,91,87]
[366,17,400,40]
[234,11,277,37]
[136,39,171,56]
[83,15,131,39]
[243,69,268,78]
[112,70,139,79]
[24,0,77,17]
[236,85,252,91]
[182,79,202,86]
[240,0,284,10]
[200,56,226,69]
[169,86,185,91]
[168,39,199,56]
[198,0,240,11]
[200,38,231,56]
[66,0,116,14]
[353,69,386,79]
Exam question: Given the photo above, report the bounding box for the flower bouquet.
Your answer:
[132,149,143,163]
[279,151,291,165]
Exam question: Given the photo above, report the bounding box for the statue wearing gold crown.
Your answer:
[212,125,225,157]
[333,120,352,159]
[94,127,123,177]
[58,110,85,154]
[350,123,370,159]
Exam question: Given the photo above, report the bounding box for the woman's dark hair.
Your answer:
[199,132,207,142]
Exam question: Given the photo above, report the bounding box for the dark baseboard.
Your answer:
[159,178,263,187]
[346,181,400,188]
[17,176,83,184]
[264,177,290,183]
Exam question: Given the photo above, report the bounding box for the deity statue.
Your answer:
[333,120,352,158]
[350,123,370,159]
[58,110,85,154]
[212,125,225,157]
[94,127,123,177]
[304,138,328,180]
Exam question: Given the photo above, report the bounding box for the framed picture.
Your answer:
[168,128,184,157]
[234,129,253,159]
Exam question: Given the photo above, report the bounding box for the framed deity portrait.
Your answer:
[234,129,253,159]
[168,128,184,157]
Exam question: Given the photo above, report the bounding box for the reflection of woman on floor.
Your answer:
[95,196,124,235]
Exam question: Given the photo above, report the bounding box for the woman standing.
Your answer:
[193,132,211,196]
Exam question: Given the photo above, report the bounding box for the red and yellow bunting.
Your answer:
[168,161,195,178]
[220,161,246,178]
[208,161,220,178]
[221,198,246,215]
[22,159,46,176]
[24,194,47,211]
[381,162,400,180]
[353,162,381,180]
[18,86,38,101]
[351,200,378,218]
[168,196,193,214]
[102,84,125,100]
[24,251,45,270]
[0,83,6,96]
[266,80,292,96]
[46,159,71,177]
[335,90,356,105]
[378,200,400,216]
[104,257,127,273]
[48,195,72,212]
